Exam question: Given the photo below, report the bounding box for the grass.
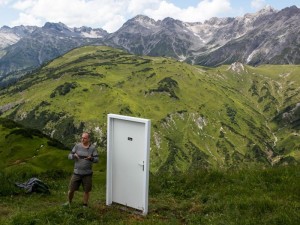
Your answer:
[0,46,299,224]
[0,165,299,225]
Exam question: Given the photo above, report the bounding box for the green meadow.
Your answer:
[0,148,299,224]
[0,46,299,224]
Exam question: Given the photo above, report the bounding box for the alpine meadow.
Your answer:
[0,45,299,224]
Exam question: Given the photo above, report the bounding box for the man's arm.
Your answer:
[68,145,79,160]
[85,148,99,163]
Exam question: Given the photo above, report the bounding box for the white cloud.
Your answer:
[181,0,232,22]
[127,0,161,15]
[12,12,42,26]
[11,0,130,31]
[9,0,233,32]
[12,0,36,10]
[0,0,12,5]
[102,15,126,33]
[144,0,232,22]
[251,0,267,10]
[144,1,181,20]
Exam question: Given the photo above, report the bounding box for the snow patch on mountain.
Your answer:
[0,31,21,49]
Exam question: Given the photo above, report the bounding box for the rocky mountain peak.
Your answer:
[257,5,276,14]
[42,22,71,32]
[239,5,276,25]
[278,5,300,17]
[132,15,153,22]
[114,14,160,36]
[0,25,11,31]
[126,15,157,27]
[1,25,37,36]
[161,17,181,26]
[0,25,37,49]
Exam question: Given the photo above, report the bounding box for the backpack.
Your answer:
[15,177,50,194]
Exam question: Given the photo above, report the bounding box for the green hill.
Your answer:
[0,118,72,174]
[0,46,299,225]
[0,46,299,172]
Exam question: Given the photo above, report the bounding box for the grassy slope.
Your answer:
[0,165,299,224]
[0,46,299,173]
[0,118,72,173]
[0,46,299,224]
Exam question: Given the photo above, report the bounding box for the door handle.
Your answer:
[138,161,144,171]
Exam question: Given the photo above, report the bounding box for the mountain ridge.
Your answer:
[0,5,299,85]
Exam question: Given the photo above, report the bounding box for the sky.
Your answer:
[0,0,299,33]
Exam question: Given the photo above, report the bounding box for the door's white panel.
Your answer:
[112,119,145,209]
[106,114,150,215]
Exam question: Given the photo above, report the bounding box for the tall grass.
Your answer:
[150,165,300,225]
[0,165,299,224]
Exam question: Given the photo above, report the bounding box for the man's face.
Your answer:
[81,134,89,145]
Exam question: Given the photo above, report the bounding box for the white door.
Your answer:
[106,114,150,215]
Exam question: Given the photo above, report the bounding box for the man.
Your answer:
[64,132,99,207]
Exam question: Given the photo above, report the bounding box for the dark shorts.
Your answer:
[69,174,93,192]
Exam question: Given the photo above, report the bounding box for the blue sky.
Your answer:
[0,0,299,32]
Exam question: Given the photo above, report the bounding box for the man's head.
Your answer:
[81,132,90,145]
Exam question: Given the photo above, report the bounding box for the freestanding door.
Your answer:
[106,114,151,215]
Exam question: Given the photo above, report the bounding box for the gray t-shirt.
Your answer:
[68,143,99,175]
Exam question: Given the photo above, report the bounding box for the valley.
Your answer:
[0,46,299,173]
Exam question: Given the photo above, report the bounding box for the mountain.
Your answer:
[1,6,299,86]
[0,25,37,50]
[104,15,196,59]
[108,6,300,66]
[0,22,108,84]
[191,6,300,66]
[0,46,299,172]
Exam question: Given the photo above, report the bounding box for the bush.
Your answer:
[0,118,22,129]
[50,82,78,98]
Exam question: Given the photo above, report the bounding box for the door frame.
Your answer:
[106,114,151,215]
